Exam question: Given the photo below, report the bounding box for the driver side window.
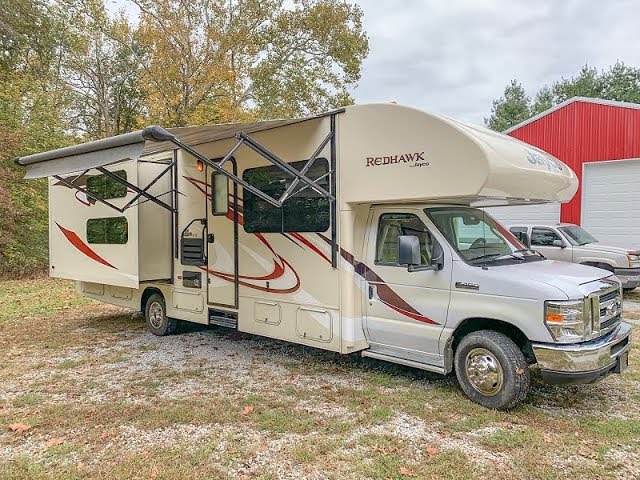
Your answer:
[531,228,561,246]
[376,213,433,266]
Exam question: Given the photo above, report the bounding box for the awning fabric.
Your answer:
[16,117,314,179]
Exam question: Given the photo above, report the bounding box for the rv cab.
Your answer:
[16,103,631,409]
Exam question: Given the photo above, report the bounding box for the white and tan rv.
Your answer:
[17,103,631,409]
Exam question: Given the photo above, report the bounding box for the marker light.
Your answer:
[196,160,204,172]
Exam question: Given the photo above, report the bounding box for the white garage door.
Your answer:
[484,203,560,227]
[582,159,640,248]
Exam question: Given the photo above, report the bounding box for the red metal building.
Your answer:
[503,97,640,247]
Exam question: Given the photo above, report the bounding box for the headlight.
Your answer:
[627,254,640,268]
[544,300,590,343]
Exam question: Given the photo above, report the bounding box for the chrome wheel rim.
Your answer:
[148,301,164,329]
[465,347,504,397]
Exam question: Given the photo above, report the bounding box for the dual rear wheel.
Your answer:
[144,293,177,336]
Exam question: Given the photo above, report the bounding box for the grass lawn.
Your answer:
[0,278,639,479]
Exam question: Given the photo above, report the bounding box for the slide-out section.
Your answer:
[49,158,174,288]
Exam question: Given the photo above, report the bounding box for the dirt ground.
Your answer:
[0,279,639,479]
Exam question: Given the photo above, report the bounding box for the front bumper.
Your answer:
[532,322,631,385]
[614,267,640,289]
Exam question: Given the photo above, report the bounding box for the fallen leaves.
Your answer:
[8,422,31,434]
[399,466,417,477]
[46,437,64,448]
[425,446,439,457]
[515,367,525,375]
[241,405,254,415]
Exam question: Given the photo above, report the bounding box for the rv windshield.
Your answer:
[426,207,541,266]
[558,225,597,246]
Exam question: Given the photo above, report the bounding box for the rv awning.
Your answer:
[15,117,315,179]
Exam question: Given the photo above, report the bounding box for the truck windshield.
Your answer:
[558,225,598,246]
[426,207,540,265]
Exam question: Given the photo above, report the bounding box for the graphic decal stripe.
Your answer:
[185,176,437,324]
[56,223,117,269]
[316,234,438,325]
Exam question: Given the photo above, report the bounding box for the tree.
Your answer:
[487,62,640,130]
[65,1,146,138]
[127,0,369,126]
[484,80,531,132]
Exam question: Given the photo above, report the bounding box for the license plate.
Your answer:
[616,352,629,374]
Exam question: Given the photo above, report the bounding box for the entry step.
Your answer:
[208,308,238,329]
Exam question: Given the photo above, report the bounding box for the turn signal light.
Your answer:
[545,313,564,323]
[196,160,204,172]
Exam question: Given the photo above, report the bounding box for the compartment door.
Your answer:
[207,160,239,309]
[48,161,139,288]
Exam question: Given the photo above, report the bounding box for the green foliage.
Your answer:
[0,0,368,277]
[486,62,640,131]
[484,80,531,132]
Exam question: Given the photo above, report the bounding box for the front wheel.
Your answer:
[454,330,530,410]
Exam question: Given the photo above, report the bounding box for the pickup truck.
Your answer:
[508,223,640,291]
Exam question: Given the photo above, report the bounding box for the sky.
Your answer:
[109,0,640,125]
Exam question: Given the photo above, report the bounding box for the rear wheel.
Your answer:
[144,293,177,336]
[454,330,529,410]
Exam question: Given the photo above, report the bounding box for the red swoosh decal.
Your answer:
[56,223,117,269]
[185,176,436,323]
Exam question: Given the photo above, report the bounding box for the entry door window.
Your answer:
[376,213,433,266]
[531,228,561,246]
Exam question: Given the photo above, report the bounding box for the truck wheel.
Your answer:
[144,293,177,336]
[454,330,530,410]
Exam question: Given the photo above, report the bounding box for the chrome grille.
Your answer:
[581,279,622,340]
[594,284,622,337]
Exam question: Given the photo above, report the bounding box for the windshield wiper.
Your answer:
[468,253,502,262]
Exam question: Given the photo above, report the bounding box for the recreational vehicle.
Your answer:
[16,103,631,409]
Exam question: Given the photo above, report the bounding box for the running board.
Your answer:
[361,350,445,375]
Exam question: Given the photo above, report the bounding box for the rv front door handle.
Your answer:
[368,285,375,300]
[207,233,215,244]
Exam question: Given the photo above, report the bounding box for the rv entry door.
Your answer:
[207,159,239,309]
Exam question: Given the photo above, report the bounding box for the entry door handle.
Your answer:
[368,284,376,300]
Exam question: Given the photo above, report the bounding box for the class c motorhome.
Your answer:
[16,103,631,409]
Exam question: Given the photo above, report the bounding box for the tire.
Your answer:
[454,330,530,410]
[144,293,177,336]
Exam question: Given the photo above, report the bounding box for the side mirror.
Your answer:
[552,239,566,248]
[398,235,420,266]
[398,235,444,272]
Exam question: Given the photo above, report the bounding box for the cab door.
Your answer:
[530,227,572,262]
[363,208,451,366]
[207,160,238,309]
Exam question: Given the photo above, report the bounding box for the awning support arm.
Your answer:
[236,132,334,200]
[278,130,333,203]
[164,136,284,208]
[120,161,175,210]
[53,175,126,213]
[96,166,175,213]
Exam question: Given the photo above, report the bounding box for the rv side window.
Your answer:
[375,213,433,266]
[86,217,128,244]
[242,159,330,233]
[86,170,127,199]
